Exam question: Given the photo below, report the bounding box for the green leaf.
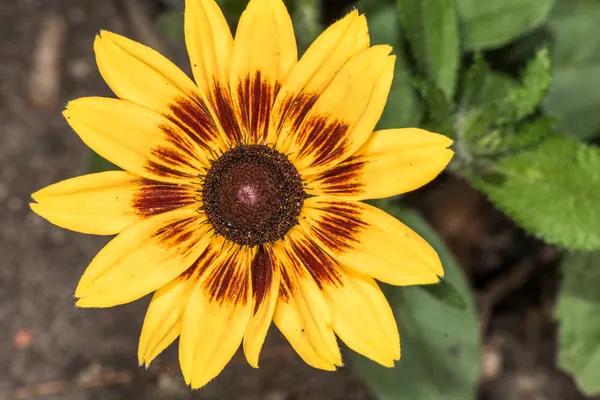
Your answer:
[216,0,247,27]
[414,77,455,138]
[291,0,322,55]
[556,251,600,395]
[88,152,119,173]
[396,0,460,98]
[456,50,550,155]
[367,4,422,128]
[471,117,554,158]
[543,0,600,140]
[470,136,600,250]
[458,0,554,50]
[156,11,184,41]
[419,275,467,311]
[351,205,479,400]
[456,57,518,145]
[505,47,551,121]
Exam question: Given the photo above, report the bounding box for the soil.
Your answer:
[0,0,594,399]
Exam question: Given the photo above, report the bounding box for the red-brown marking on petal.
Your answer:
[212,82,244,144]
[180,246,219,280]
[236,72,280,144]
[202,249,249,305]
[166,95,220,152]
[145,159,197,179]
[278,264,293,303]
[131,180,197,217]
[311,158,366,196]
[290,237,342,290]
[274,93,350,167]
[251,245,275,314]
[152,218,199,255]
[274,93,318,136]
[308,201,367,252]
[145,122,203,180]
[295,116,349,168]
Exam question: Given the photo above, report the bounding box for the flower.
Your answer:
[30,0,453,389]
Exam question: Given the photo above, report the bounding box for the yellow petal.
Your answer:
[243,245,280,368]
[267,10,370,144]
[64,97,209,183]
[300,197,443,286]
[138,240,223,366]
[229,0,297,144]
[280,228,398,365]
[276,46,395,176]
[269,10,367,107]
[30,171,197,235]
[184,0,233,95]
[179,245,252,389]
[75,208,210,307]
[138,277,191,367]
[94,30,197,113]
[324,268,400,367]
[231,0,296,85]
[30,171,142,235]
[95,30,228,157]
[306,128,454,200]
[272,237,342,370]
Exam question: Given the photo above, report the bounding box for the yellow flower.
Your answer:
[30,0,453,389]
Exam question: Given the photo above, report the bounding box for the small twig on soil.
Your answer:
[28,14,66,108]
[119,0,166,55]
[0,344,296,399]
[477,246,560,335]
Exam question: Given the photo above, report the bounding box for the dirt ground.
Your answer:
[0,0,594,399]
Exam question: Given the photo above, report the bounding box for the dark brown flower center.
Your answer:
[202,145,305,247]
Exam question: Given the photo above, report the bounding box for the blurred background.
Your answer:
[1,0,599,399]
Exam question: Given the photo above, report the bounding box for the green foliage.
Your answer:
[543,0,600,140]
[291,0,322,55]
[396,0,460,98]
[506,47,551,121]
[88,152,119,173]
[156,11,185,41]
[458,0,554,50]
[367,4,423,128]
[351,205,479,400]
[471,137,600,250]
[413,77,455,138]
[456,48,551,156]
[556,251,600,395]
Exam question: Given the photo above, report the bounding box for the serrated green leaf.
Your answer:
[458,0,554,50]
[457,50,550,155]
[472,117,554,157]
[351,206,479,400]
[556,251,600,395]
[543,0,600,140]
[367,4,422,128]
[505,47,551,122]
[470,137,600,250]
[456,57,518,143]
[88,152,119,173]
[459,53,488,111]
[414,77,455,138]
[396,0,460,98]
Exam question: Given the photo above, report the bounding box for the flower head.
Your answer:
[30,0,453,389]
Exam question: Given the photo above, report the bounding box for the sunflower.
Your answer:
[30,0,453,389]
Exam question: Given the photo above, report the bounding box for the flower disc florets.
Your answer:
[202,144,305,247]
